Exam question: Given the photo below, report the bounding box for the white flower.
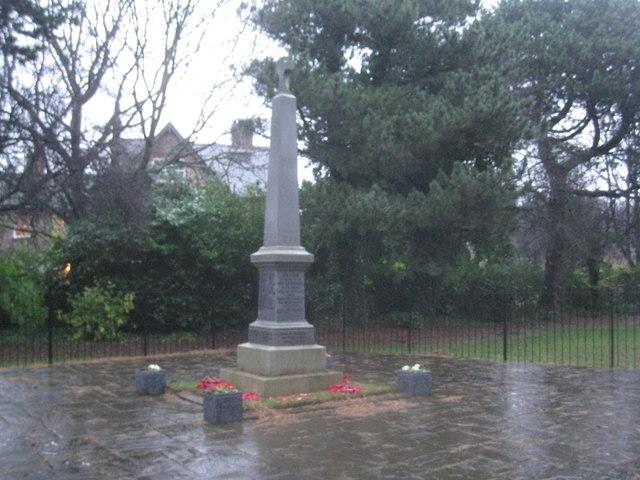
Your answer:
[147,364,162,371]
[402,363,426,372]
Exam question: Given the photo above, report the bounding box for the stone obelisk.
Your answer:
[220,58,341,396]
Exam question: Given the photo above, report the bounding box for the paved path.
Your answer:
[1,351,639,479]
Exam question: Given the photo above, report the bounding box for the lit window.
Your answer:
[13,218,31,239]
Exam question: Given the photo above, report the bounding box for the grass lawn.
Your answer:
[341,324,640,369]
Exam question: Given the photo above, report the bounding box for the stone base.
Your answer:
[235,343,327,377]
[220,343,342,396]
[220,368,343,397]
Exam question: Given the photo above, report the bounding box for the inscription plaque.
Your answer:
[248,326,315,346]
[258,268,305,322]
[276,270,304,321]
[258,270,276,321]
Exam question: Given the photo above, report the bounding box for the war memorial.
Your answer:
[220,58,342,395]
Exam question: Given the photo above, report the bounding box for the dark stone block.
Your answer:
[248,325,315,345]
[134,369,166,395]
[396,370,432,396]
[203,392,243,424]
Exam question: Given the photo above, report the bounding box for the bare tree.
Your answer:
[0,0,234,226]
[598,135,640,267]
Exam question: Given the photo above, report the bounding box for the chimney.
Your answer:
[231,119,254,149]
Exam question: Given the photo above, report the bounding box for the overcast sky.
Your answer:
[160,0,501,150]
[156,0,502,183]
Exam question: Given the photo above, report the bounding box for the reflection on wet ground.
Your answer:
[1,350,639,479]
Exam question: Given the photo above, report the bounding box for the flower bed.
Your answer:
[329,376,363,394]
[169,376,394,410]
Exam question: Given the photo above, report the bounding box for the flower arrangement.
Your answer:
[329,376,362,394]
[197,377,238,394]
[146,364,162,371]
[401,363,428,373]
[202,381,243,424]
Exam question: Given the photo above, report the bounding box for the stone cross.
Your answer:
[276,57,294,93]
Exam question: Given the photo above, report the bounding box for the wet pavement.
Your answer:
[1,350,639,480]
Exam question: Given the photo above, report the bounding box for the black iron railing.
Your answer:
[314,288,640,369]
[1,288,639,369]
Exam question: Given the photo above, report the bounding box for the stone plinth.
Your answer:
[249,247,316,346]
[220,343,342,396]
[220,368,342,397]
[237,343,325,376]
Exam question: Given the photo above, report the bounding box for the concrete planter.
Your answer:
[396,370,432,396]
[203,392,243,424]
[135,369,166,395]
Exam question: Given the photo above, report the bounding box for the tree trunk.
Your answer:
[543,191,565,309]
[540,140,569,310]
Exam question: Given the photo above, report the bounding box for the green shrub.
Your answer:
[602,264,640,290]
[0,250,47,333]
[59,282,135,341]
[51,178,263,332]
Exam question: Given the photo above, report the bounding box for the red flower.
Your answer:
[329,383,362,394]
[243,392,260,402]
[197,377,237,392]
[342,376,351,384]
[197,377,223,390]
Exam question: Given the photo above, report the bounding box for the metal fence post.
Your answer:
[142,325,148,357]
[407,312,413,354]
[341,289,346,353]
[502,288,509,362]
[609,288,615,368]
[47,298,54,365]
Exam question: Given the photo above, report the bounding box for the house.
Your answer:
[0,120,268,254]
[198,120,269,192]
[0,213,62,256]
[115,121,269,192]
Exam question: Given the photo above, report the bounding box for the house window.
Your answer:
[151,154,165,168]
[13,218,31,239]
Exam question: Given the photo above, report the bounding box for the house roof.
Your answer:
[115,123,268,191]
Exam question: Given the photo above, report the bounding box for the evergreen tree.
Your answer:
[250,0,526,318]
